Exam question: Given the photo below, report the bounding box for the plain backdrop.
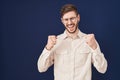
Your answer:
[1,0,120,80]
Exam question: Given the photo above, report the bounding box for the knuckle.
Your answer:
[48,35,51,38]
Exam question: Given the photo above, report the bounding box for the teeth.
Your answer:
[68,25,73,28]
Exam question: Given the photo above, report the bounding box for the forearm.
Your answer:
[37,48,54,72]
[91,44,108,73]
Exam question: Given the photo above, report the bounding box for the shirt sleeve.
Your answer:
[37,48,54,72]
[89,41,108,74]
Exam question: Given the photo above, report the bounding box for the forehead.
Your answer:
[62,11,77,19]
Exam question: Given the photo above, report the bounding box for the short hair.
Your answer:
[60,4,79,18]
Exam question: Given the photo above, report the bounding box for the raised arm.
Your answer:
[86,34,107,73]
[37,35,57,72]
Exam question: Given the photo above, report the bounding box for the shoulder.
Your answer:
[78,30,87,38]
[57,33,65,40]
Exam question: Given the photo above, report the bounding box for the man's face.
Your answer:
[61,11,80,34]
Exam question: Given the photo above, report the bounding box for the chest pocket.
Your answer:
[55,41,69,55]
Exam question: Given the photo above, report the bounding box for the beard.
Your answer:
[65,23,78,34]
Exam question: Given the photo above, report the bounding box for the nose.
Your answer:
[68,19,72,24]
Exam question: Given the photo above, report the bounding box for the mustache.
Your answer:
[66,24,75,26]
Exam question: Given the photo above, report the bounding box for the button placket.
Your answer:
[70,39,76,80]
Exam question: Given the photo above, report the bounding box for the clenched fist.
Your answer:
[46,35,57,50]
[86,34,97,50]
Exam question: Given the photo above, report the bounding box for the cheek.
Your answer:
[62,21,66,25]
[75,20,79,25]
[63,22,67,27]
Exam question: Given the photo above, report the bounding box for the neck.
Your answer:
[66,28,79,39]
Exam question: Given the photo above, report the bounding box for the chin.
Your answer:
[68,30,76,33]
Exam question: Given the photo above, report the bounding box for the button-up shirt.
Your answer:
[37,30,107,80]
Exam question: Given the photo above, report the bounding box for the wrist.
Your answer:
[45,45,52,51]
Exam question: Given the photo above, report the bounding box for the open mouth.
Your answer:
[68,24,74,28]
[67,25,75,32]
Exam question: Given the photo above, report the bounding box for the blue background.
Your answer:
[1,0,120,80]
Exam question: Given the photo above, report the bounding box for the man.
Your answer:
[37,4,107,80]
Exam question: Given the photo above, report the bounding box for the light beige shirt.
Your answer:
[37,30,107,80]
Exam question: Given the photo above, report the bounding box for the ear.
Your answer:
[77,14,80,22]
[61,18,64,24]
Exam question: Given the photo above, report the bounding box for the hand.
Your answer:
[86,34,97,50]
[46,35,57,50]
